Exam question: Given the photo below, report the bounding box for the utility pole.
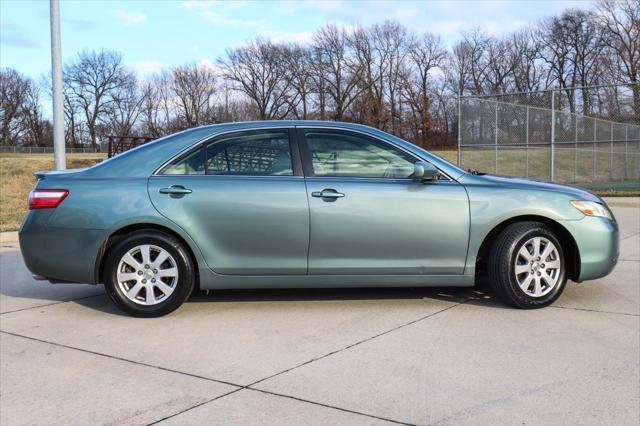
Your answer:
[50,0,65,170]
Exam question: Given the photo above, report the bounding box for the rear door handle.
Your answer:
[311,189,345,199]
[159,185,192,195]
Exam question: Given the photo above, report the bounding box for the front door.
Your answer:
[149,128,309,275]
[300,128,470,275]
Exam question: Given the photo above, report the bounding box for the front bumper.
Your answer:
[561,215,619,282]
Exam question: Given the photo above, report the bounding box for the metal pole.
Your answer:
[50,0,65,170]
[525,106,529,178]
[550,90,555,182]
[593,119,597,181]
[609,122,613,181]
[624,125,628,180]
[574,114,578,183]
[495,100,498,174]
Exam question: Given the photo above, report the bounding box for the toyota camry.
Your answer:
[19,121,619,317]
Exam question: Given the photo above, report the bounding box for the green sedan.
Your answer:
[19,121,619,317]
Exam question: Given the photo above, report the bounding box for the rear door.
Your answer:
[300,128,470,275]
[148,128,309,275]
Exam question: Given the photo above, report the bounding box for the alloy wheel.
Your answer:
[513,237,562,297]
[116,244,179,305]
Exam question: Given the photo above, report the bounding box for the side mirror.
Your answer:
[413,161,439,181]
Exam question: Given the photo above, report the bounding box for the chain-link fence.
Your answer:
[458,84,640,183]
[0,146,102,154]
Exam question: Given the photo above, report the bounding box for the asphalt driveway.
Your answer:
[1,199,638,425]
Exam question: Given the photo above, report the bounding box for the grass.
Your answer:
[0,153,106,232]
[0,149,637,232]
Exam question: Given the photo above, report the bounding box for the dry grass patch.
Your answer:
[0,154,105,232]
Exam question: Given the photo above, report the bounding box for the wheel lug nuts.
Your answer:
[537,272,541,276]
[145,265,150,269]
[151,278,156,283]
[153,269,158,274]
[142,279,147,283]
[137,271,143,276]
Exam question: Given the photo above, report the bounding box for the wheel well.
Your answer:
[95,224,200,290]
[475,215,580,282]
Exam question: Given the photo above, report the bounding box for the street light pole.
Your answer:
[50,0,65,170]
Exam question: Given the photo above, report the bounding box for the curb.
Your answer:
[0,231,19,243]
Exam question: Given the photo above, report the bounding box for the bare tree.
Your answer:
[404,32,447,145]
[597,0,640,116]
[220,39,294,120]
[312,24,363,120]
[171,63,217,128]
[64,50,135,148]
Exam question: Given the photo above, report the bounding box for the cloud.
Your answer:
[201,10,239,25]
[0,20,40,49]
[132,61,163,76]
[396,8,418,19]
[179,0,219,10]
[259,30,314,45]
[114,10,147,25]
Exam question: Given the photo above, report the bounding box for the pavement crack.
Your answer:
[247,302,463,388]
[248,388,414,426]
[146,388,245,425]
[0,330,242,389]
[551,305,639,317]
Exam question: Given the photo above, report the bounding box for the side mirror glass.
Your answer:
[413,161,439,181]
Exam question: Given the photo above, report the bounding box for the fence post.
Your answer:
[593,119,597,181]
[525,106,529,178]
[624,125,628,180]
[495,99,498,174]
[574,113,578,183]
[609,122,613,181]
[550,90,555,182]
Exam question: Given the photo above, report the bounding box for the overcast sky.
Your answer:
[1,0,593,80]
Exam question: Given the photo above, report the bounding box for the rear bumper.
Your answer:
[561,216,619,282]
[19,210,109,284]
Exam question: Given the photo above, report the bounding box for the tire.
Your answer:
[488,221,567,309]
[104,230,195,317]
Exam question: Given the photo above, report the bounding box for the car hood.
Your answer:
[466,173,601,203]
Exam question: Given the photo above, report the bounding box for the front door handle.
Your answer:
[159,185,192,195]
[311,189,345,199]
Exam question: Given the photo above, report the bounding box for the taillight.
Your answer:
[28,189,69,209]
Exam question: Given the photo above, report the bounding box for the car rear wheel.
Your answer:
[488,221,567,309]
[104,231,195,317]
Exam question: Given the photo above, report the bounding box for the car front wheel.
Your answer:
[104,230,195,317]
[488,221,567,309]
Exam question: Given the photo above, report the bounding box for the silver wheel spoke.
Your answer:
[518,245,532,261]
[540,243,554,261]
[545,259,561,270]
[116,244,178,306]
[155,280,175,297]
[156,267,178,278]
[519,274,534,291]
[126,281,144,299]
[145,285,155,304]
[515,264,530,275]
[532,238,541,257]
[117,272,138,282]
[122,253,141,269]
[533,277,543,296]
[140,245,152,266]
[151,251,170,269]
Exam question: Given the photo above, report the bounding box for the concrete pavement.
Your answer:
[1,203,638,425]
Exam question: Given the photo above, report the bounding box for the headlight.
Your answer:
[570,200,613,220]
